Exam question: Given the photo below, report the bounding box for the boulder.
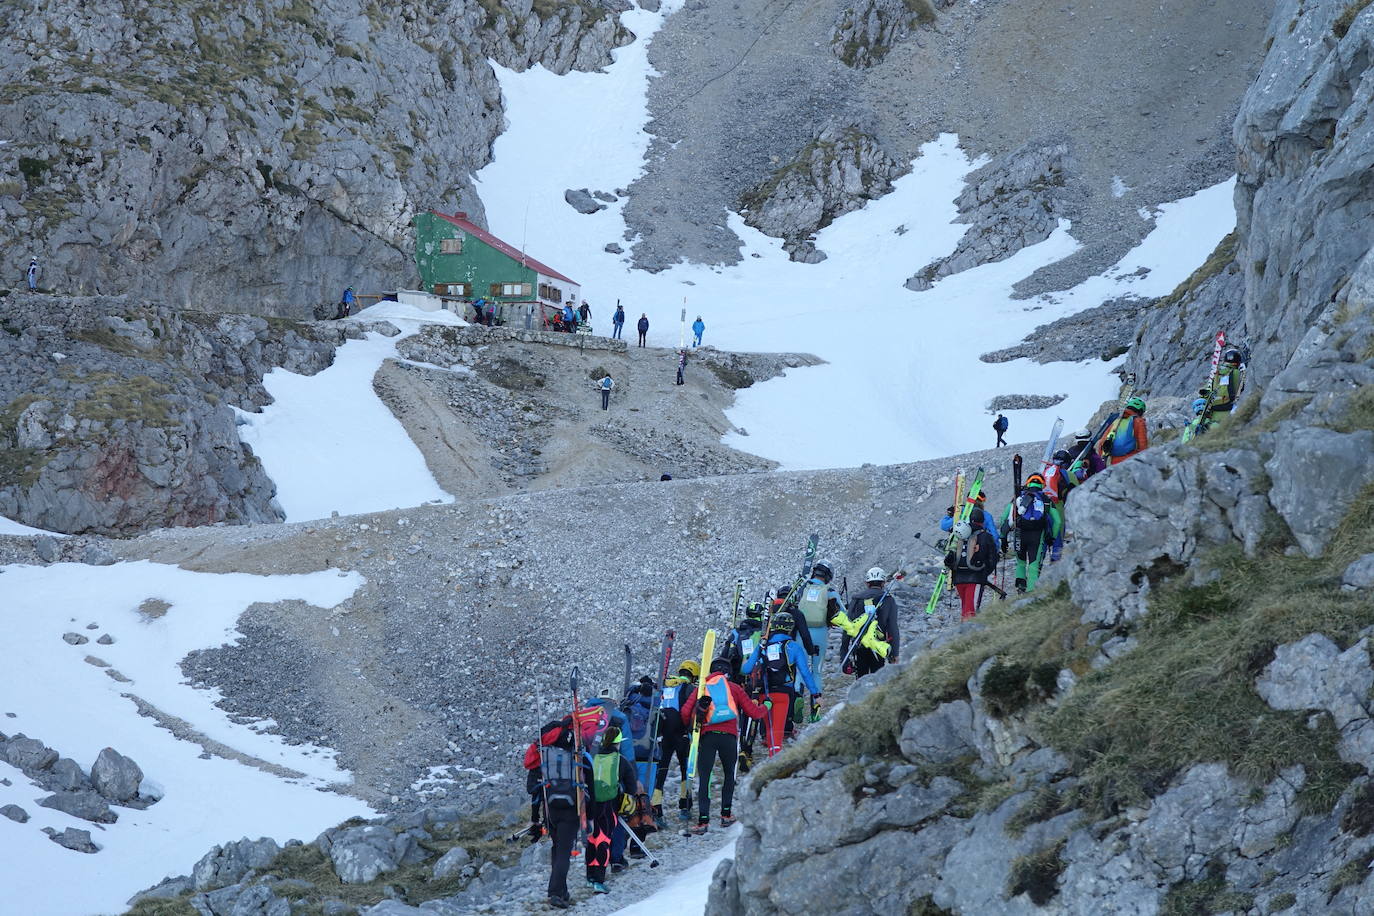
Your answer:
[0,804,28,822]
[62,632,89,645]
[43,826,99,853]
[91,746,144,802]
[431,845,472,880]
[191,837,282,891]
[329,825,405,884]
[1265,426,1374,557]
[1342,554,1374,590]
[1256,634,1374,770]
[898,700,977,765]
[564,189,605,214]
[3,735,57,772]
[44,757,91,792]
[37,790,117,823]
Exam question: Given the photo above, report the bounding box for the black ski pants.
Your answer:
[853,648,885,679]
[656,728,692,811]
[637,330,647,346]
[547,801,578,901]
[696,730,739,820]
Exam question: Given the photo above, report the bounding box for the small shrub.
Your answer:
[1006,786,1066,837]
[1269,891,1297,911]
[1007,840,1066,905]
[1161,861,1254,915]
[1336,383,1374,433]
[126,898,198,916]
[17,156,52,186]
[1327,849,1374,894]
[907,896,953,916]
[1334,0,1374,39]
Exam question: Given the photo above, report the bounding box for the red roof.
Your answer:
[431,210,579,287]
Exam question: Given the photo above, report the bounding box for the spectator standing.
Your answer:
[563,302,577,332]
[691,315,705,347]
[612,304,626,340]
[675,349,686,386]
[337,286,355,319]
[578,301,592,326]
[636,313,649,347]
[26,257,39,292]
[598,374,614,410]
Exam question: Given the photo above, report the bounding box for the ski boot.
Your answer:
[690,818,709,836]
[588,881,609,894]
[720,813,736,828]
[1014,577,1027,594]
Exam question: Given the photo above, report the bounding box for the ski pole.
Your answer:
[616,814,660,867]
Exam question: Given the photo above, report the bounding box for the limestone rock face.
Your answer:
[740,126,906,262]
[0,0,630,312]
[907,143,1075,292]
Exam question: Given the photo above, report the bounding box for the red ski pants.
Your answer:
[764,692,792,757]
[956,583,979,621]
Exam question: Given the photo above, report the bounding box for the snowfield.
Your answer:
[476,0,1236,468]
[233,302,460,522]
[0,561,373,915]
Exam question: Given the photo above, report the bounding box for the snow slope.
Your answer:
[0,561,372,915]
[475,1,1236,468]
[234,303,460,521]
[0,514,66,537]
[611,827,741,916]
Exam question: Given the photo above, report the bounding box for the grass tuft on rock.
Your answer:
[1160,860,1254,915]
[1006,839,1066,905]
[1334,0,1374,39]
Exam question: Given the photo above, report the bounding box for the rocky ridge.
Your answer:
[0,0,633,312]
[707,2,1374,912]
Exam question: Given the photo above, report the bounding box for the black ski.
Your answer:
[623,643,632,700]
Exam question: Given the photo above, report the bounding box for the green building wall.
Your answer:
[413,212,536,299]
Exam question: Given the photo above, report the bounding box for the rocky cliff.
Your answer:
[0,294,353,535]
[0,0,631,314]
[710,1,1374,912]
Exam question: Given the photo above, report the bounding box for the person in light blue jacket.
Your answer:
[691,316,705,347]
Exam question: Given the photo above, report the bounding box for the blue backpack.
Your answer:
[623,692,653,760]
[1017,491,1047,530]
[703,674,738,724]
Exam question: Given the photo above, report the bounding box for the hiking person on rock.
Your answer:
[612,304,626,340]
[586,724,641,893]
[637,313,649,347]
[1098,397,1150,465]
[945,507,999,620]
[993,413,1009,447]
[691,315,705,347]
[836,567,900,677]
[742,613,820,758]
[653,660,699,822]
[1208,349,1246,415]
[524,718,586,909]
[679,658,766,834]
[941,493,1000,552]
[1001,474,1052,593]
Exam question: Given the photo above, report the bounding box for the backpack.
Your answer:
[703,674,738,724]
[763,637,795,684]
[539,745,577,808]
[1017,492,1047,530]
[797,582,829,629]
[1108,417,1139,457]
[660,680,684,712]
[592,752,620,803]
[994,416,1008,432]
[623,693,653,760]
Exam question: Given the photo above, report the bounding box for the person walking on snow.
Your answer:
[945,507,999,620]
[26,257,38,292]
[612,304,626,340]
[691,316,705,347]
[836,567,899,677]
[742,613,820,757]
[679,659,766,834]
[636,313,649,347]
[993,413,1009,447]
[598,374,615,410]
[1098,397,1149,465]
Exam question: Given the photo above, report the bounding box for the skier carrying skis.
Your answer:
[1181,397,1214,443]
[1001,474,1052,593]
[794,561,845,675]
[525,718,586,909]
[941,496,1000,552]
[945,508,999,620]
[612,304,626,340]
[587,688,635,869]
[742,613,821,758]
[993,413,1009,447]
[586,725,642,893]
[1043,449,1072,502]
[768,586,818,658]
[836,567,899,676]
[679,659,766,834]
[1098,397,1150,465]
[653,660,699,822]
[1208,348,1245,413]
[722,602,766,681]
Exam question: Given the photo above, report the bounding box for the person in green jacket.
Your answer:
[1208,349,1246,414]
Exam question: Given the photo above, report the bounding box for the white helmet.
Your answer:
[1073,428,1091,440]
[865,566,885,583]
[953,521,973,540]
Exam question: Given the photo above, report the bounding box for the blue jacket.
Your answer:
[586,699,635,765]
[941,514,1000,551]
[742,633,820,696]
[692,319,705,337]
[613,308,625,325]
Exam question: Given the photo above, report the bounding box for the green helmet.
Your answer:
[744,601,765,619]
[1125,396,1146,413]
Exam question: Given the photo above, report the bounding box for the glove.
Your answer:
[842,661,855,675]
[694,703,711,726]
[945,506,955,517]
[944,552,956,570]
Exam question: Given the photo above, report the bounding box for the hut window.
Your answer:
[440,237,463,254]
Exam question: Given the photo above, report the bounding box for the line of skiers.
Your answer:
[519,563,901,908]
[941,395,1158,618]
